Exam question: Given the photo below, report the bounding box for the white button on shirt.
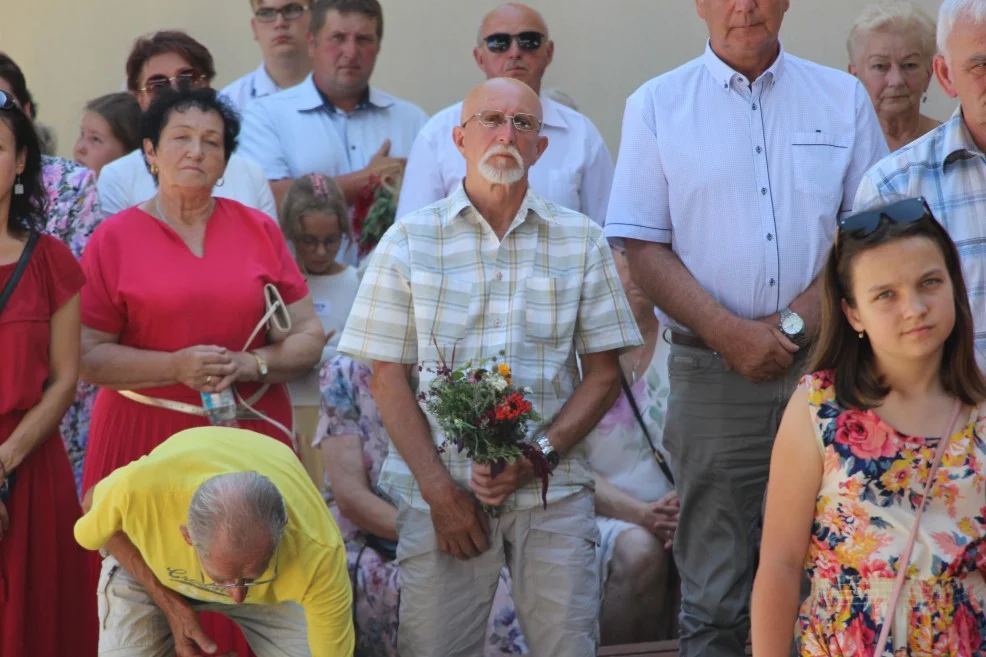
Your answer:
[220,63,281,113]
[397,98,614,223]
[96,149,279,219]
[604,43,888,328]
[238,74,428,182]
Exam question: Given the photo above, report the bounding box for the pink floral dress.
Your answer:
[800,371,986,656]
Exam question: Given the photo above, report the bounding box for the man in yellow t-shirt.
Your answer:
[75,427,354,657]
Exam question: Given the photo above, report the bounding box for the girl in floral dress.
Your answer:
[752,198,986,657]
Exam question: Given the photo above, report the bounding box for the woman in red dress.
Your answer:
[0,93,97,656]
[79,88,324,657]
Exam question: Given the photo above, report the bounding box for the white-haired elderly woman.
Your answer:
[848,0,941,152]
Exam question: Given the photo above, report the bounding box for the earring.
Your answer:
[13,175,23,195]
[150,164,159,176]
[923,93,928,104]
[215,177,225,188]
[858,330,865,339]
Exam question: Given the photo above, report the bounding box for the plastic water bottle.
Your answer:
[201,389,239,427]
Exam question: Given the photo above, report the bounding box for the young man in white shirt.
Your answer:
[396,3,614,224]
[238,0,427,215]
[221,0,314,113]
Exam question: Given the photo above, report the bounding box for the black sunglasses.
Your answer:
[838,197,933,239]
[482,31,545,53]
[0,91,16,111]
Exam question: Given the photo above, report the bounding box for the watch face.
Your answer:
[782,313,805,335]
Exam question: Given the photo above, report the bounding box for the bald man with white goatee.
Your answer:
[397,3,614,223]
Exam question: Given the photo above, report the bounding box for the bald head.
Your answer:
[478,3,549,44]
[473,3,554,94]
[462,77,543,123]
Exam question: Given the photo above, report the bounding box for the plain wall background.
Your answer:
[0,0,953,160]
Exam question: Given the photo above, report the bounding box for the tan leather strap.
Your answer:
[118,386,269,420]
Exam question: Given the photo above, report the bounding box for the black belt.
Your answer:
[669,330,712,351]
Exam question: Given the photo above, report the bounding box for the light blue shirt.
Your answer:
[238,74,428,181]
[604,43,888,328]
[855,107,986,368]
[220,63,281,114]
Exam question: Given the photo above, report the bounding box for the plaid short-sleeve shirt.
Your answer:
[338,183,642,511]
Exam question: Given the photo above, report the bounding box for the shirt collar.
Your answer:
[540,96,568,131]
[444,181,555,229]
[296,74,396,113]
[942,105,985,168]
[251,63,280,98]
[702,39,786,91]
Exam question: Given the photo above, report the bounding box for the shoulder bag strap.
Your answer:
[619,370,675,487]
[874,398,963,654]
[0,230,39,317]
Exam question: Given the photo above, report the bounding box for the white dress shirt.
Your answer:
[96,149,279,218]
[221,63,281,113]
[396,97,614,223]
[238,74,428,182]
[604,43,888,328]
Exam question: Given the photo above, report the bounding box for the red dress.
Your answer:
[0,234,97,657]
[79,200,309,657]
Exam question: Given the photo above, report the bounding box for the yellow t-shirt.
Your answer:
[74,427,354,657]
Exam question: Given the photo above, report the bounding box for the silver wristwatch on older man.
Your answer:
[779,307,808,349]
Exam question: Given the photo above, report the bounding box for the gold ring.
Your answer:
[206,376,213,385]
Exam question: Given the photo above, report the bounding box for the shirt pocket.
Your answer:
[791,131,852,203]
[525,276,581,349]
[548,169,581,212]
[410,271,473,346]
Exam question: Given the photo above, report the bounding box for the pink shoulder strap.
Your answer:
[874,398,963,654]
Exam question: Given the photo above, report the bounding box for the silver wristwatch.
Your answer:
[779,307,808,348]
[536,436,560,471]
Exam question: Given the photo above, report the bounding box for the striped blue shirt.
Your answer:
[855,108,986,367]
[604,43,888,329]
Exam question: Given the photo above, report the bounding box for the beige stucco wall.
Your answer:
[0,1,952,161]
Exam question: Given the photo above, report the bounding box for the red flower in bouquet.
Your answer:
[350,173,401,258]
[495,393,532,422]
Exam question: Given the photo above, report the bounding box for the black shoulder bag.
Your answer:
[619,370,675,486]
[0,230,40,502]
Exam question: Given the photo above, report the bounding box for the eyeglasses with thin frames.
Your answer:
[461,109,542,133]
[254,2,309,24]
[199,547,280,593]
[297,233,344,250]
[138,70,207,96]
[482,31,545,53]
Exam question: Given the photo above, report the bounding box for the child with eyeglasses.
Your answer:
[751,198,986,656]
[279,174,361,483]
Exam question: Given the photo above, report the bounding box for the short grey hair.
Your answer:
[476,3,550,45]
[938,0,986,59]
[848,1,936,65]
[186,472,288,558]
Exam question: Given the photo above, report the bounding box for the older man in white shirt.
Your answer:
[98,30,277,219]
[221,0,314,113]
[239,0,427,218]
[396,3,613,223]
[603,2,887,656]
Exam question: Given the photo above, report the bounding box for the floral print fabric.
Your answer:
[317,355,527,656]
[800,370,986,656]
[41,156,103,493]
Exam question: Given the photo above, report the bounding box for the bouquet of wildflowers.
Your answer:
[351,172,401,259]
[420,345,552,513]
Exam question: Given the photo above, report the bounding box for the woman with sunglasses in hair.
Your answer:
[0,93,97,657]
[751,198,986,656]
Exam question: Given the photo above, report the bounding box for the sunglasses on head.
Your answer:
[838,197,933,239]
[139,70,206,95]
[482,31,545,53]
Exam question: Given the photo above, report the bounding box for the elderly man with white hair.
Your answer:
[848,0,941,151]
[856,0,986,371]
[75,427,354,657]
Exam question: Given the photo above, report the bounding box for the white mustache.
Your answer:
[480,144,524,169]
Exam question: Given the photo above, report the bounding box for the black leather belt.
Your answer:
[669,331,712,351]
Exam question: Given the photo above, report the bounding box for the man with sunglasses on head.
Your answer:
[97,30,278,219]
[222,0,314,113]
[76,427,354,657]
[239,0,427,253]
[856,0,986,372]
[339,77,640,657]
[603,2,888,657]
[396,3,613,224]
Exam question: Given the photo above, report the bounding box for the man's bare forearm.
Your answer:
[543,350,621,455]
[105,532,181,611]
[370,361,453,503]
[624,240,737,349]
